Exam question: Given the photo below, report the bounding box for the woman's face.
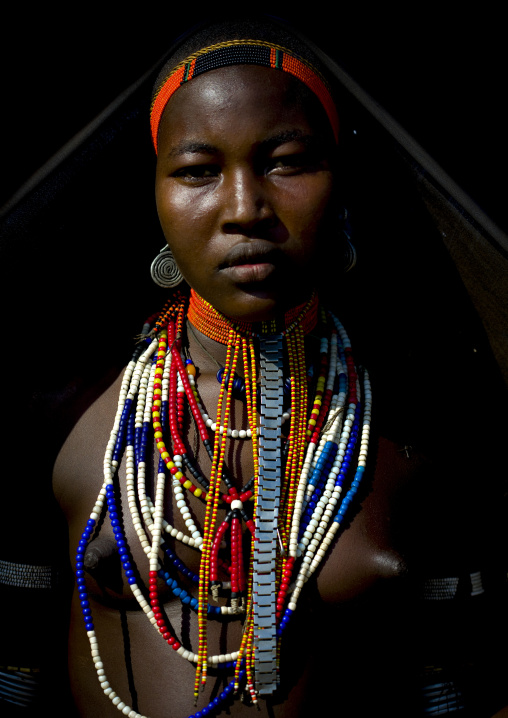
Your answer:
[155,64,336,322]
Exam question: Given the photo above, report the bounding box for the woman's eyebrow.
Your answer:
[259,130,316,151]
[164,132,321,160]
[167,141,218,158]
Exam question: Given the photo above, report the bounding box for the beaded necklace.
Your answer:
[76,290,372,717]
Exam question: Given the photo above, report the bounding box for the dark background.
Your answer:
[2,6,506,230]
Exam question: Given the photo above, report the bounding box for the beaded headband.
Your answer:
[150,39,339,151]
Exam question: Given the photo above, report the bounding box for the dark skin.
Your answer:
[155,66,335,322]
[53,66,426,717]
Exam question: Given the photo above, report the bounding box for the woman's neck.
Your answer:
[186,320,230,376]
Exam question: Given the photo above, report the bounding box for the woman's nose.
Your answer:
[221,168,275,233]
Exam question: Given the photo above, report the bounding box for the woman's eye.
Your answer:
[173,165,220,182]
[267,153,320,175]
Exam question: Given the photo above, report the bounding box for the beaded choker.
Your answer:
[76,291,371,717]
[187,288,319,343]
[150,40,339,151]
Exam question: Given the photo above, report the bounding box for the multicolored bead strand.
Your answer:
[75,291,371,717]
[195,330,240,696]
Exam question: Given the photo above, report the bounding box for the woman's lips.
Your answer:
[219,242,281,283]
[222,261,276,283]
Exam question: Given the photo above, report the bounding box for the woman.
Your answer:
[8,15,508,718]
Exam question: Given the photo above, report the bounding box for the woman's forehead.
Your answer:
[157,65,334,151]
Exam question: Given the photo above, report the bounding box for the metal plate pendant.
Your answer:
[254,333,284,695]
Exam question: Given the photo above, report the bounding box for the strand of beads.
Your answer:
[161,344,209,532]
[149,334,170,576]
[280,323,309,549]
[136,358,159,546]
[77,315,254,718]
[146,317,255,625]
[284,312,372,621]
[297,331,347,541]
[76,294,372,718]
[230,334,259,700]
[289,324,340,558]
[195,329,241,696]
[128,355,155,558]
[78,337,168,718]
[84,326,243,660]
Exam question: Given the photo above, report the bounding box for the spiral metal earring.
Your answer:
[150,246,183,288]
[342,235,357,272]
[339,208,357,272]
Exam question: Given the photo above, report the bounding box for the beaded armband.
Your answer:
[0,559,54,590]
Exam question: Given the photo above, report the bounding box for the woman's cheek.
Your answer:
[278,171,333,216]
[288,182,334,246]
[159,185,220,239]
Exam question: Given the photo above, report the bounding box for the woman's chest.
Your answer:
[54,367,420,610]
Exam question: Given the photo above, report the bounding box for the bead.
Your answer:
[77,291,370,715]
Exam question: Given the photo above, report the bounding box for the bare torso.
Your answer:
[53,327,426,717]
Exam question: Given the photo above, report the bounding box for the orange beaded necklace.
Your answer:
[187,288,319,342]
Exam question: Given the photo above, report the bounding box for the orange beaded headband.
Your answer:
[150,39,339,151]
